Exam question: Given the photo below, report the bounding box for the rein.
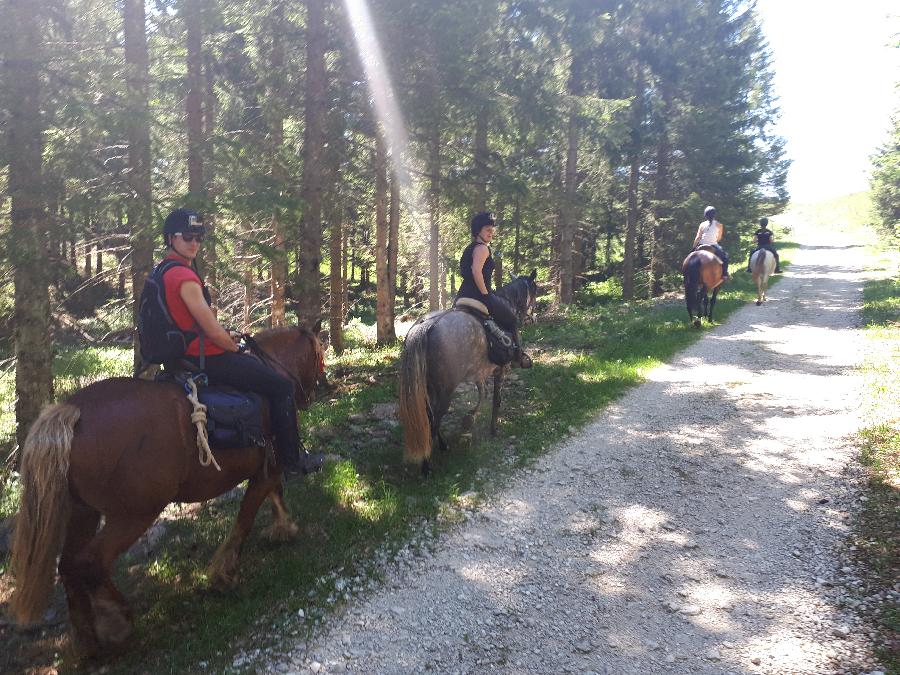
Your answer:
[242,333,309,403]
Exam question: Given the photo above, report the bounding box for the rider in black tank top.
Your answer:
[458,241,495,300]
[455,211,531,367]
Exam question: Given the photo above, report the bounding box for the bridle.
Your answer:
[242,330,319,404]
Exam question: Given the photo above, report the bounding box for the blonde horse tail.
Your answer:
[398,323,431,466]
[10,402,80,624]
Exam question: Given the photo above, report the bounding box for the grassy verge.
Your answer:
[856,263,900,670]
[0,255,790,674]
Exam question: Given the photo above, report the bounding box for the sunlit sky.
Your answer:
[756,1,900,203]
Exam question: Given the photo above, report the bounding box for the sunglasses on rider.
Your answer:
[176,233,204,243]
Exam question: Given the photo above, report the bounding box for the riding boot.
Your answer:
[282,450,325,480]
[721,261,730,279]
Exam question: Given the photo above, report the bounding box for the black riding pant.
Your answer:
[188,351,300,467]
[484,294,518,337]
[748,245,780,267]
[695,244,729,275]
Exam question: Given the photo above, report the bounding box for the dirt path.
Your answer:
[278,222,885,674]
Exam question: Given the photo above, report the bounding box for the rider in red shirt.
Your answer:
[158,208,321,478]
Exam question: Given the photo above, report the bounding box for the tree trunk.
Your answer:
[203,50,218,299]
[622,68,645,300]
[374,129,395,343]
[269,3,287,327]
[558,103,578,304]
[649,106,671,298]
[623,155,640,300]
[84,209,93,277]
[297,0,328,327]
[388,161,400,315]
[8,0,52,453]
[513,195,521,275]
[473,106,488,212]
[124,0,154,369]
[428,128,441,311]
[95,214,103,275]
[329,208,344,355]
[185,0,204,201]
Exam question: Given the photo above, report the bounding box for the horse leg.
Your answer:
[490,368,505,436]
[709,288,720,321]
[58,501,102,656]
[207,472,277,588]
[262,484,299,542]
[462,382,485,431]
[72,510,161,650]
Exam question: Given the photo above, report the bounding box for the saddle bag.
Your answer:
[196,387,268,450]
[483,318,517,366]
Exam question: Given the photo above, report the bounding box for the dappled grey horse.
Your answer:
[398,271,538,475]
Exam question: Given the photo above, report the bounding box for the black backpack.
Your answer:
[137,259,200,365]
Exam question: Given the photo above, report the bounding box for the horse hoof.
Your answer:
[756,300,761,306]
[420,459,431,477]
[93,598,133,648]
[461,414,475,431]
[262,520,299,542]
[693,319,701,328]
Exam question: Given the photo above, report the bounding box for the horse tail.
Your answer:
[398,321,432,465]
[10,402,80,624]
[683,255,703,316]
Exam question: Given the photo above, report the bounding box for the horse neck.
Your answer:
[496,280,524,314]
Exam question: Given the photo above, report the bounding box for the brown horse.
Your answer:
[9,323,325,656]
[682,248,725,327]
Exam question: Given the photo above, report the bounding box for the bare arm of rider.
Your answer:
[693,225,704,248]
[179,281,240,352]
[471,244,490,297]
[716,222,724,242]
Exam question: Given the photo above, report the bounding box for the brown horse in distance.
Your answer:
[9,323,325,656]
[682,248,725,327]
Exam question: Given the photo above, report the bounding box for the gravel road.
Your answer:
[275,221,887,674]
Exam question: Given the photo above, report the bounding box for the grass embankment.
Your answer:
[856,248,900,669]
[0,255,790,674]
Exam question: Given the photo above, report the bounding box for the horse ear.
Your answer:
[529,269,537,281]
[313,318,323,334]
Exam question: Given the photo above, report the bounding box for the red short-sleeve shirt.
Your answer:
[160,253,225,357]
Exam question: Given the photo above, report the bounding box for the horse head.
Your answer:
[500,269,539,325]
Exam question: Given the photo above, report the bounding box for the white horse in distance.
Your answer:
[750,249,777,305]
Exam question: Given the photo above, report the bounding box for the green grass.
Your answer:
[0,257,790,674]
[856,255,900,671]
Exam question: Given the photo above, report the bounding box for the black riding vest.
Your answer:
[457,241,495,300]
[755,228,773,246]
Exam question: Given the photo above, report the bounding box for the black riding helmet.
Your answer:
[470,211,495,239]
[759,217,769,227]
[163,208,205,246]
[703,205,717,220]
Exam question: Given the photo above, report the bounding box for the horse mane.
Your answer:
[495,277,530,313]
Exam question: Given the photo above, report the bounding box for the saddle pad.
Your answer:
[454,297,489,315]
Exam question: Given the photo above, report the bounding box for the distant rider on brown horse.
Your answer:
[155,208,322,478]
[746,217,782,273]
[455,211,532,368]
[693,205,730,280]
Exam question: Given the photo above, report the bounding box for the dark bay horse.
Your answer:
[399,271,538,475]
[9,323,325,655]
[682,248,725,327]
